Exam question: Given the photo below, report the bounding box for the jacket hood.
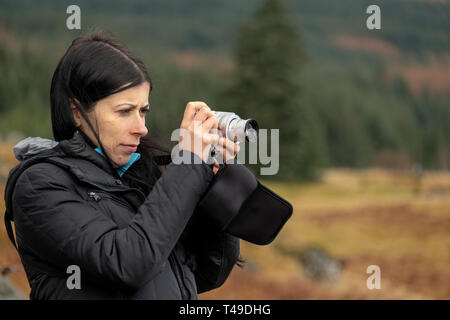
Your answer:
[7,131,121,194]
[4,131,127,225]
[5,130,162,219]
[13,137,59,162]
[11,131,116,176]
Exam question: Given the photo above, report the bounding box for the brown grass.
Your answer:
[332,34,450,97]
[201,168,450,300]
[0,25,21,53]
[332,34,401,58]
[1,142,449,300]
[169,50,234,74]
[389,54,450,97]
[407,0,450,3]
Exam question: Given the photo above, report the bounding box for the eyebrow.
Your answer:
[114,103,150,109]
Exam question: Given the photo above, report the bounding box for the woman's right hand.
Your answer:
[179,101,220,164]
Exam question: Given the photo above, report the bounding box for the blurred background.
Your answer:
[0,0,449,299]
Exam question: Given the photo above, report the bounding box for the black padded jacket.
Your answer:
[3,130,240,300]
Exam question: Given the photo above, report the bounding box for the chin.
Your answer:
[109,156,127,168]
[117,155,131,167]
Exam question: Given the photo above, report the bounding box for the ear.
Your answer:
[69,99,82,127]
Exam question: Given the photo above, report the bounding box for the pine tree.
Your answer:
[228,0,326,181]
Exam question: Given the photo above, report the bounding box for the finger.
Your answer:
[225,143,239,158]
[212,158,220,174]
[220,138,240,159]
[193,107,212,124]
[201,112,218,132]
[204,132,220,145]
[219,137,239,152]
[183,101,209,123]
[208,128,220,146]
[192,101,211,112]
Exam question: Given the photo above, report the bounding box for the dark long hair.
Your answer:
[50,29,245,268]
[50,29,170,191]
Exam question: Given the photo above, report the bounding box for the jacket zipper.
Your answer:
[88,191,190,299]
[87,191,132,209]
[168,252,190,300]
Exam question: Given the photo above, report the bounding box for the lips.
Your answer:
[121,144,138,152]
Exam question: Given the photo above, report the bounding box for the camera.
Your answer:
[212,111,259,143]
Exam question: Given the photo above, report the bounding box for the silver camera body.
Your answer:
[212,111,259,144]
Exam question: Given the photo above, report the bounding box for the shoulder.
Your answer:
[22,161,72,179]
[14,161,75,194]
[11,161,79,224]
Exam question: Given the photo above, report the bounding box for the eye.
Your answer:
[119,109,131,115]
[140,107,150,115]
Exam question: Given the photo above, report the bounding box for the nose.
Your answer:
[131,114,148,137]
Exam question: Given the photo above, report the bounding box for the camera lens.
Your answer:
[244,119,259,142]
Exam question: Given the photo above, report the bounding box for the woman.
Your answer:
[4,30,241,299]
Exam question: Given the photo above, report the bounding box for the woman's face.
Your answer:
[72,82,150,168]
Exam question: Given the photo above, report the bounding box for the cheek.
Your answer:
[105,136,125,158]
[106,128,129,161]
[99,117,123,144]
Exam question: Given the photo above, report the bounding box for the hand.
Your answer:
[179,101,219,163]
[212,137,240,174]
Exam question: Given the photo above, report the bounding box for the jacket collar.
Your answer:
[58,130,119,178]
[56,131,146,207]
[6,131,146,225]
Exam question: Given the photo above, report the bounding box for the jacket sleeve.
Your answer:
[12,151,214,293]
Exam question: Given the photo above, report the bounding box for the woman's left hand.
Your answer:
[212,137,240,174]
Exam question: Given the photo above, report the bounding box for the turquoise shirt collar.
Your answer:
[94,147,141,177]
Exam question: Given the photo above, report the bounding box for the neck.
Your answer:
[94,147,141,177]
[78,130,98,149]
